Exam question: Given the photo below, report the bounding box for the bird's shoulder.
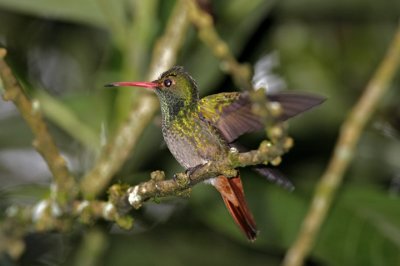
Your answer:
[198,92,243,122]
[197,91,263,143]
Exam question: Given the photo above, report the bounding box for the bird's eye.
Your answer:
[164,79,172,87]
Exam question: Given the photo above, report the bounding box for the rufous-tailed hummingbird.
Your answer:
[106,66,325,241]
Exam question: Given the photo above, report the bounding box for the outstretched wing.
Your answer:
[199,91,325,143]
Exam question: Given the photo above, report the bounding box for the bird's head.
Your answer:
[106,66,199,106]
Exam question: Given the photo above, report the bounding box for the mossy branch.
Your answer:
[127,122,292,209]
[0,49,77,208]
[282,24,400,266]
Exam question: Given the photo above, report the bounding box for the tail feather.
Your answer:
[213,175,258,241]
[252,165,294,191]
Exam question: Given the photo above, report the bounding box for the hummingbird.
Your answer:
[106,66,325,241]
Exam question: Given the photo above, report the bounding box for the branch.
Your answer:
[186,0,252,90]
[0,49,77,208]
[1,191,133,258]
[80,0,191,198]
[282,24,400,266]
[126,126,293,209]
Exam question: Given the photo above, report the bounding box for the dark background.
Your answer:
[0,0,399,265]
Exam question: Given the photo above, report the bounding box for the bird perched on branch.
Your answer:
[106,66,325,241]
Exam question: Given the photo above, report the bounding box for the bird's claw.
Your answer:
[185,163,206,178]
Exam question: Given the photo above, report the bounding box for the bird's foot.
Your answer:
[186,163,206,177]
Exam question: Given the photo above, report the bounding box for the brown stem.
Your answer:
[282,24,400,266]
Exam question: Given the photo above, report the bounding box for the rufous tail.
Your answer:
[213,174,258,241]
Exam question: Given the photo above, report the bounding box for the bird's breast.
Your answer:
[162,115,228,169]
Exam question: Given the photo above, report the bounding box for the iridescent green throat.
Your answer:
[155,86,199,126]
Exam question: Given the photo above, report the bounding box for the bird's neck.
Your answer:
[157,91,198,126]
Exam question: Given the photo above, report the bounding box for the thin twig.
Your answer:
[186,0,252,90]
[0,49,77,208]
[80,0,191,198]
[282,24,400,266]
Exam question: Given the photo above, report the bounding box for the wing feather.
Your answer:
[199,91,325,143]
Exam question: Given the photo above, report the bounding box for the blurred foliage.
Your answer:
[0,0,400,265]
